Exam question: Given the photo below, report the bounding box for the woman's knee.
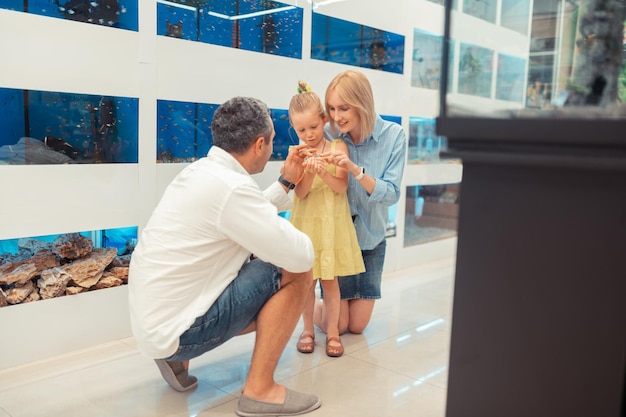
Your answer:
[346,299,375,334]
[348,322,367,334]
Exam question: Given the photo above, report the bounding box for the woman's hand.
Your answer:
[325,150,356,172]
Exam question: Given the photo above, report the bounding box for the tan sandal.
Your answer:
[325,336,344,357]
[296,332,315,353]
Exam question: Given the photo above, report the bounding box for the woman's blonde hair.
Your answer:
[288,81,326,122]
[325,70,376,142]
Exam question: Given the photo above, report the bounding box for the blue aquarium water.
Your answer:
[157,99,216,163]
[0,87,138,164]
[156,0,303,59]
[311,12,404,75]
[409,117,448,163]
[157,99,296,163]
[0,226,137,255]
[0,0,139,31]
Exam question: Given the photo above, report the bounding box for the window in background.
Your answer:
[526,0,560,108]
[500,0,531,35]
[0,87,138,165]
[156,0,303,59]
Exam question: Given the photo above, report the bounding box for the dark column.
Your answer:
[438,117,626,417]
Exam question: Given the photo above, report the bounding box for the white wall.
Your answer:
[0,0,464,369]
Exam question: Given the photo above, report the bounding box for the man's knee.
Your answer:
[282,269,313,296]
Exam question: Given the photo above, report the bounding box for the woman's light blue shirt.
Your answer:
[325,115,407,250]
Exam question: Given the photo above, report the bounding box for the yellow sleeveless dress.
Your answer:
[290,140,365,280]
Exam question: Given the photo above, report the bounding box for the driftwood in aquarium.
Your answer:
[0,233,132,307]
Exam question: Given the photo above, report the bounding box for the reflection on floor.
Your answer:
[0,257,455,417]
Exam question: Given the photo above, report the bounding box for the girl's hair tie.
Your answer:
[297,80,312,94]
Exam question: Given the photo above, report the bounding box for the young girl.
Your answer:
[288,81,365,357]
[315,69,407,335]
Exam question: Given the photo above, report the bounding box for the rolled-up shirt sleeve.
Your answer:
[263,180,293,213]
[220,182,313,272]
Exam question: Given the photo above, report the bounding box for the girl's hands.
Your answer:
[303,155,328,176]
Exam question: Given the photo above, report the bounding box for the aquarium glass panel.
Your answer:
[386,202,399,238]
[311,12,404,74]
[157,99,217,163]
[457,43,494,98]
[412,29,444,90]
[380,114,402,125]
[271,108,298,161]
[408,117,448,164]
[0,0,139,31]
[157,100,295,162]
[156,0,303,59]
[0,87,138,165]
[0,226,137,307]
[404,183,459,247]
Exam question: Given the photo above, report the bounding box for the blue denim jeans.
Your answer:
[165,258,282,362]
[338,239,387,300]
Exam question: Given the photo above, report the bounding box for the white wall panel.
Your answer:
[0,0,474,368]
[0,11,139,96]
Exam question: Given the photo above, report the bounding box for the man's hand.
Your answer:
[282,144,311,184]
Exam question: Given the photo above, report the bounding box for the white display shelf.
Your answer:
[0,285,130,370]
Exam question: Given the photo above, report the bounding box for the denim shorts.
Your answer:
[166,258,282,362]
[338,239,386,300]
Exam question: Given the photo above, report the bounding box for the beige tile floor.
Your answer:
[0,257,455,417]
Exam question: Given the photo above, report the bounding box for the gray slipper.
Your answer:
[154,359,198,392]
[236,388,321,416]
[235,389,322,417]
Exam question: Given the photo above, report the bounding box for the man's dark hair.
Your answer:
[211,97,273,154]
